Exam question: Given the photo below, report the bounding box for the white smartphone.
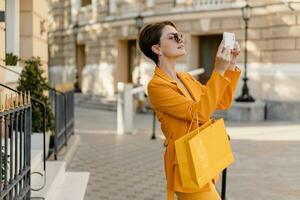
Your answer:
[223,32,235,50]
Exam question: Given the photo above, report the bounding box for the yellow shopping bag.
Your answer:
[174,115,234,189]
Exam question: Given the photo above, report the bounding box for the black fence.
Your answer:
[49,87,74,159]
[0,97,32,199]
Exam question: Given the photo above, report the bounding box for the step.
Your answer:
[75,99,117,110]
[31,161,66,200]
[50,172,90,200]
[75,94,117,111]
[75,102,117,111]
[47,135,81,168]
[31,150,43,172]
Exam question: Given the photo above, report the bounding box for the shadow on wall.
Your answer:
[81,63,115,98]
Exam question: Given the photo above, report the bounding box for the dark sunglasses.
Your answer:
[161,32,184,43]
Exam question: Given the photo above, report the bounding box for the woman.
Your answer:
[139,21,241,200]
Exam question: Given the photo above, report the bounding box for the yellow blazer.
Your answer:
[147,66,240,200]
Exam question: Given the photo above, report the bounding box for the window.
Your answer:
[81,0,91,7]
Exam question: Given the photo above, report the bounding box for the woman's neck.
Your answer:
[158,58,177,80]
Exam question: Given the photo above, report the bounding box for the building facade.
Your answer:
[0,0,49,96]
[48,0,300,119]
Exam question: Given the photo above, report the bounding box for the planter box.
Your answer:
[31,132,51,158]
[226,101,266,122]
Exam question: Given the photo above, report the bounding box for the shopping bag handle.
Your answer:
[187,113,216,134]
[186,113,200,134]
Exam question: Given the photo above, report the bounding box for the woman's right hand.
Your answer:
[214,40,232,76]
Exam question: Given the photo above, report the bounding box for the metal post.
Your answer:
[221,168,227,200]
[73,23,81,92]
[64,93,68,146]
[0,114,2,195]
[14,108,19,194]
[9,112,14,186]
[135,15,144,83]
[151,111,156,140]
[4,113,8,189]
[27,105,32,198]
[42,99,46,171]
[19,108,23,190]
[53,92,58,160]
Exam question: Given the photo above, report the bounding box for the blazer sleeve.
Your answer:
[148,71,231,123]
[217,67,241,110]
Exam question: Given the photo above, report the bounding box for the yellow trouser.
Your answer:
[175,181,221,200]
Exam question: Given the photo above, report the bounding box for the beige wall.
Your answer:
[49,1,300,66]
[20,0,49,72]
[48,0,300,99]
[0,0,49,96]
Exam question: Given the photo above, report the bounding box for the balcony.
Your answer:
[193,0,225,6]
[174,0,243,12]
[107,0,154,20]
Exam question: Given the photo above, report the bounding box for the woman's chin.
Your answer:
[166,50,186,59]
[176,51,186,57]
[174,49,186,57]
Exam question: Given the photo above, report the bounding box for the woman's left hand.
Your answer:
[229,41,240,70]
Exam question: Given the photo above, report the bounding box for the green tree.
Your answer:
[17,57,54,133]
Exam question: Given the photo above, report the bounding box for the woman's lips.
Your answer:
[178,45,184,49]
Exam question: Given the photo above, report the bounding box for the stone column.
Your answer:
[117,82,133,134]
[6,0,20,56]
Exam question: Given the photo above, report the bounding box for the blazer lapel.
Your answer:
[154,67,191,98]
[177,72,197,101]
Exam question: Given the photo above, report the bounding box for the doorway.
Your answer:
[76,44,86,91]
[198,34,222,85]
[127,39,137,83]
[116,39,137,85]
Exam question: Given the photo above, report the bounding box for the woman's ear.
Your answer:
[151,44,160,55]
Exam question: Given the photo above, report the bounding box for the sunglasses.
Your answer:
[161,32,184,43]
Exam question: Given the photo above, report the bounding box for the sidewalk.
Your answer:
[69,99,300,200]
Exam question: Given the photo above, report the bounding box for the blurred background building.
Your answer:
[28,0,300,120]
[1,1,300,118]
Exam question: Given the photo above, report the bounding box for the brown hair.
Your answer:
[138,21,177,65]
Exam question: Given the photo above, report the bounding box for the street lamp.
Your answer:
[72,22,81,92]
[236,1,255,102]
[135,14,144,84]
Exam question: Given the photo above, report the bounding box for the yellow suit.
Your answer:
[147,66,240,200]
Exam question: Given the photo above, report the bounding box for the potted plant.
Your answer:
[4,53,23,88]
[5,53,18,66]
[16,57,54,156]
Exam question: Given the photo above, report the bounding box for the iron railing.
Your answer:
[0,83,49,196]
[0,64,74,160]
[49,88,75,159]
[0,93,32,199]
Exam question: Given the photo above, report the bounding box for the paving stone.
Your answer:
[69,94,300,200]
